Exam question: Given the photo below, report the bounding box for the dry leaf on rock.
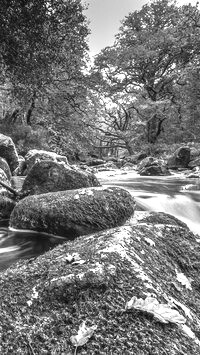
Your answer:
[175,270,192,290]
[125,296,186,324]
[70,321,97,348]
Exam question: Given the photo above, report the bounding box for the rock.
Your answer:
[0,168,11,187]
[137,157,169,176]
[1,212,200,354]
[10,186,135,237]
[24,149,69,174]
[0,196,16,220]
[188,157,200,168]
[125,152,147,165]
[167,146,190,169]
[21,160,100,195]
[0,157,12,180]
[139,165,167,176]
[13,156,26,176]
[0,133,19,173]
[85,158,106,166]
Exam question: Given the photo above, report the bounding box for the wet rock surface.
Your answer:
[9,186,135,238]
[0,212,200,354]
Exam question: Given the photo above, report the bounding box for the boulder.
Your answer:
[125,152,147,165]
[21,160,100,195]
[24,149,69,174]
[1,212,200,354]
[137,157,169,176]
[167,146,190,169]
[188,157,200,169]
[0,168,11,187]
[0,157,12,180]
[9,186,135,237]
[0,133,19,173]
[85,158,106,166]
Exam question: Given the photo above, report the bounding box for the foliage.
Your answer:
[89,0,200,154]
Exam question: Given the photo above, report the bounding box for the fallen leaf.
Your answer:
[70,321,97,347]
[176,270,192,290]
[125,296,186,324]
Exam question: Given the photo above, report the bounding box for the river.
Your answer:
[0,169,199,270]
[96,169,200,235]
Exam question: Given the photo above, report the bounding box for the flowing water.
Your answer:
[97,169,200,235]
[0,170,199,271]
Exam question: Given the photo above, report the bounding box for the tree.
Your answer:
[91,0,200,146]
[0,0,89,125]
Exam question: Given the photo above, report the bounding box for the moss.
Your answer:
[0,213,200,353]
[10,187,135,237]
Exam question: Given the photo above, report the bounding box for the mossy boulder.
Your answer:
[1,212,200,354]
[24,149,69,174]
[21,160,100,195]
[9,186,135,237]
[0,133,19,173]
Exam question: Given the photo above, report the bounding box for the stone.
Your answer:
[0,196,16,220]
[188,157,200,168]
[13,156,26,176]
[21,160,100,195]
[1,212,200,354]
[137,157,169,176]
[125,152,147,165]
[0,157,12,180]
[0,133,19,173]
[9,186,135,237]
[24,149,69,174]
[139,164,167,176]
[167,146,190,169]
[85,158,106,166]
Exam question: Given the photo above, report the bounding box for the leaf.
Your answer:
[70,321,97,348]
[125,296,186,324]
[175,270,192,290]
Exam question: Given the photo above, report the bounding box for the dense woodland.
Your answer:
[0,0,200,160]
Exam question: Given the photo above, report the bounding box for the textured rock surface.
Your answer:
[10,186,135,237]
[24,149,69,173]
[21,160,100,195]
[0,196,16,219]
[137,157,169,176]
[1,212,200,354]
[167,146,190,169]
[0,133,19,173]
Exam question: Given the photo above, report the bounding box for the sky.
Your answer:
[84,0,199,57]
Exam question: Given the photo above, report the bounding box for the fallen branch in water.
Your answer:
[0,180,19,196]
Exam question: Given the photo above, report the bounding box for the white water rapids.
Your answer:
[97,169,200,236]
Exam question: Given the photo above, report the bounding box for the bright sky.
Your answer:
[84,0,199,57]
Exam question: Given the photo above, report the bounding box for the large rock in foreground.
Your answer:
[1,212,200,354]
[0,133,19,173]
[21,160,100,195]
[10,187,135,237]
